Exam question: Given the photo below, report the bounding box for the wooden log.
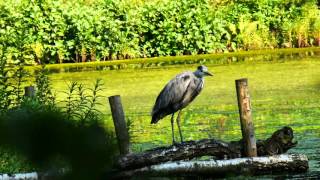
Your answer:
[1,153,307,179]
[117,126,297,169]
[113,154,308,178]
[24,86,35,97]
[108,95,130,155]
[118,139,239,170]
[0,172,38,180]
[235,78,257,157]
[0,169,67,180]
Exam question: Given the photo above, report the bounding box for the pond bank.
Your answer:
[27,47,320,73]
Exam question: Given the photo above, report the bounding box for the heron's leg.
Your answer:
[171,113,175,144]
[176,110,184,142]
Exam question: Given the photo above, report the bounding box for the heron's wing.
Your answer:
[180,77,203,107]
[151,72,192,119]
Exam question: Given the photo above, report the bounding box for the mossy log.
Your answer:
[117,126,297,170]
[113,154,308,178]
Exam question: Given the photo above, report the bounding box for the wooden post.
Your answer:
[235,78,257,157]
[24,86,35,97]
[108,95,130,155]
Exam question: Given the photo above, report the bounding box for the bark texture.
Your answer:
[117,126,297,169]
[114,154,308,178]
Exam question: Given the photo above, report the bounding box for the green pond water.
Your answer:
[49,51,320,178]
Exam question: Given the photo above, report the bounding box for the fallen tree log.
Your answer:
[113,154,308,178]
[117,126,297,169]
[0,169,67,180]
[0,172,38,180]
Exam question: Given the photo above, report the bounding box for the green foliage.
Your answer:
[0,0,319,64]
[0,50,13,112]
[138,0,227,56]
[0,48,29,111]
[62,79,104,124]
[0,61,117,177]
[0,105,116,178]
[0,147,35,173]
[35,65,55,107]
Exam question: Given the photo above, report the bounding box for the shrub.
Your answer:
[0,0,319,64]
[0,59,117,178]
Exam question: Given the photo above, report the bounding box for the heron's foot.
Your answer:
[172,141,187,147]
[180,140,188,146]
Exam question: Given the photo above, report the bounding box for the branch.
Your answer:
[113,154,308,178]
[117,126,297,169]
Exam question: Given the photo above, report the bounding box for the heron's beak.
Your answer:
[205,72,213,76]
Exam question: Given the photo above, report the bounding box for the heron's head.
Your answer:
[194,65,213,78]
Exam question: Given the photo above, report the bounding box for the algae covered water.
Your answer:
[50,50,320,178]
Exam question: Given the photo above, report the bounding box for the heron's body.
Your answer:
[151,72,203,124]
[151,65,213,144]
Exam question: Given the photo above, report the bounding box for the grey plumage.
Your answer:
[151,65,213,143]
[151,72,202,123]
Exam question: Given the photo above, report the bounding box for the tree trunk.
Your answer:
[81,47,86,63]
[75,51,79,63]
[117,126,297,169]
[113,154,308,179]
[90,48,96,62]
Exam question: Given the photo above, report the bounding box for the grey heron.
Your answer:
[151,65,213,144]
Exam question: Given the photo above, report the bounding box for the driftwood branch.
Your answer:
[113,154,308,178]
[117,126,297,169]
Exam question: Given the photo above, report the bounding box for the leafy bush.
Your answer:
[0,105,117,179]
[0,58,117,178]
[0,0,319,64]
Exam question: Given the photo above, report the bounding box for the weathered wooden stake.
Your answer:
[24,86,35,97]
[108,95,130,155]
[235,78,257,157]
